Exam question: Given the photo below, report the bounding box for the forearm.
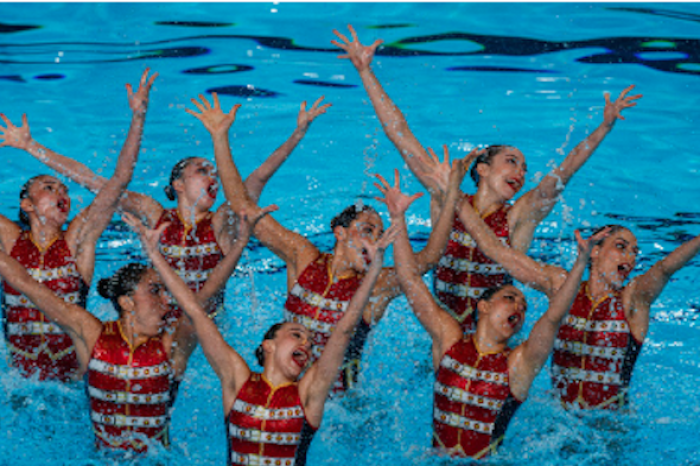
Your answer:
[638,234,700,304]
[244,126,307,203]
[413,178,461,273]
[196,234,248,304]
[357,68,434,188]
[25,140,106,192]
[212,132,256,211]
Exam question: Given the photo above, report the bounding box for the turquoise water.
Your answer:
[1,2,699,465]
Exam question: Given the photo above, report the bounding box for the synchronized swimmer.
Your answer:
[0,24,697,463]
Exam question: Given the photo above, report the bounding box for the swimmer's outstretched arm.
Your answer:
[0,248,102,371]
[188,95,320,285]
[364,149,468,323]
[245,96,331,203]
[626,232,700,342]
[300,214,396,425]
[126,206,274,408]
[392,200,463,369]
[0,71,164,229]
[509,85,642,251]
[508,229,607,401]
[333,25,439,197]
[65,69,158,284]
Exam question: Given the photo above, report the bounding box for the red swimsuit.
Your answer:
[433,336,521,459]
[552,282,643,410]
[227,373,316,466]
[284,253,371,394]
[2,230,87,381]
[434,195,511,333]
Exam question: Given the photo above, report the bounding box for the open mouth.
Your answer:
[292,348,309,368]
[507,312,522,328]
[207,182,218,199]
[57,199,69,213]
[362,248,371,267]
[506,178,522,193]
[617,263,632,279]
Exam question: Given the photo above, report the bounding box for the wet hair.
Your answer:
[18,175,46,226]
[164,157,199,201]
[330,203,379,231]
[97,263,151,315]
[473,283,516,323]
[469,145,510,186]
[255,322,285,367]
[591,224,632,247]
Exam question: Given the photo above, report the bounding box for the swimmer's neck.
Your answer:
[586,272,620,300]
[472,187,508,217]
[176,202,210,225]
[262,365,297,388]
[28,220,63,250]
[473,324,509,355]
[328,248,361,279]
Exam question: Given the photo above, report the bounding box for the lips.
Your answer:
[207,183,218,199]
[506,177,523,193]
[56,199,69,213]
[507,312,523,329]
[292,347,309,368]
[617,262,632,280]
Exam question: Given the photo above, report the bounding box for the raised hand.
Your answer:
[122,211,169,255]
[0,113,32,150]
[186,92,241,137]
[575,226,612,259]
[331,24,383,72]
[236,204,279,243]
[603,85,642,125]
[373,169,424,219]
[360,223,398,265]
[127,68,158,116]
[422,145,478,195]
[297,96,332,130]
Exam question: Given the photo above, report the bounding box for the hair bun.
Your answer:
[97,276,115,299]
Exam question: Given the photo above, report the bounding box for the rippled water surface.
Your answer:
[1,3,699,465]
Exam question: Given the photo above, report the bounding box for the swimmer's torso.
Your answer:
[552,282,643,410]
[227,373,316,466]
[434,195,511,333]
[86,320,173,452]
[433,336,521,459]
[2,230,87,381]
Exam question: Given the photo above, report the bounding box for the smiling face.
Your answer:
[476,285,528,340]
[335,210,384,273]
[265,323,313,380]
[590,227,638,290]
[476,147,527,201]
[172,158,219,211]
[20,175,71,227]
[119,269,170,338]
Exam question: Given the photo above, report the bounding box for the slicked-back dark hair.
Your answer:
[255,322,285,367]
[330,204,378,231]
[97,263,151,315]
[469,145,510,186]
[18,175,47,226]
[164,157,200,201]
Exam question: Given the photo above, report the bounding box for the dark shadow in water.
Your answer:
[293,79,357,88]
[0,74,25,82]
[183,64,253,74]
[207,85,278,98]
[448,66,557,73]
[156,21,233,28]
[0,22,40,34]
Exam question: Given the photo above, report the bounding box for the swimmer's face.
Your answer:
[477,285,527,340]
[21,175,71,226]
[267,323,313,380]
[477,147,527,201]
[590,228,638,290]
[346,210,384,272]
[173,158,218,210]
[120,269,170,337]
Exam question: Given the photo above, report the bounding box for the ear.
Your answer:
[117,295,134,312]
[20,197,35,215]
[591,244,601,261]
[476,161,490,180]
[262,339,275,360]
[333,225,347,243]
[172,177,185,195]
[476,298,490,317]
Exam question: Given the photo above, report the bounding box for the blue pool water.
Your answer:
[1,2,700,465]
